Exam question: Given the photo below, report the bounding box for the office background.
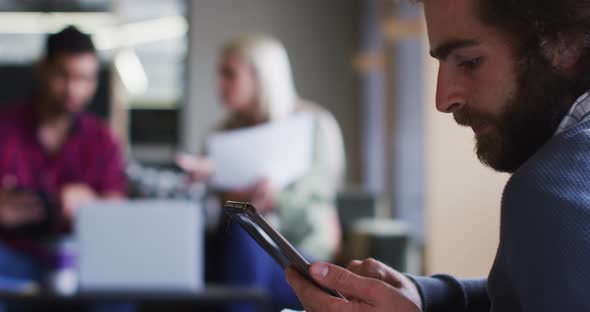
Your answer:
[0,0,507,284]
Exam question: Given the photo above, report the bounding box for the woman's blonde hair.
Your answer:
[221,35,299,121]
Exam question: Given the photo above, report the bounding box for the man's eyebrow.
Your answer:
[430,39,480,60]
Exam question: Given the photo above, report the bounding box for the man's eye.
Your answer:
[459,57,483,70]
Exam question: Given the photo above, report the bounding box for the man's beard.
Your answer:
[45,99,79,119]
[454,51,577,173]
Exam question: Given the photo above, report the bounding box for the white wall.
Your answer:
[422,33,509,277]
[183,0,361,181]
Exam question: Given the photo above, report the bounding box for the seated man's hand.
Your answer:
[286,262,422,312]
[347,258,422,309]
[0,191,45,228]
[60,183,98,221]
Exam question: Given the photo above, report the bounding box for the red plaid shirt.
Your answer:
[0,99,126,253]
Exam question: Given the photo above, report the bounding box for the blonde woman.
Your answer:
[178,35,345,311]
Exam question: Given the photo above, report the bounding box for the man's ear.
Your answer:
[543,33,585,74]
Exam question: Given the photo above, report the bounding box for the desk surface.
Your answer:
[0,285,271,311]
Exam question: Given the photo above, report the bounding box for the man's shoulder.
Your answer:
[513,119,590,182]
[503,120,590,226]
[0,100,35,132]
[0,100,33,119]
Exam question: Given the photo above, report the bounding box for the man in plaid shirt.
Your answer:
[0,25,126,285]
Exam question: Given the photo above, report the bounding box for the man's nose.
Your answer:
[435,68,466,113]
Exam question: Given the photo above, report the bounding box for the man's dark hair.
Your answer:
[45,25,96,60]
[461,0,590,95]
[477,0,590,42]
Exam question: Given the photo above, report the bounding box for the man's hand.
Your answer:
[60,183,98,221]
[223,178,275,213]
[286,262,422,312]
[0,191,45,228]
[347,258,422,309]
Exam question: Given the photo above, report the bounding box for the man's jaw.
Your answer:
[471,123,492,136]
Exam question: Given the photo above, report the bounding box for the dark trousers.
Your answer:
[206,222,303,312]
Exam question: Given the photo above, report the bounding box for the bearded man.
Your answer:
[286,0,590,311]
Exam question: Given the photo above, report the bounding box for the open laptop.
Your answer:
[76,200,203,293]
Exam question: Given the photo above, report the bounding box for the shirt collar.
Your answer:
[31,99,84,136]
[555,91,590,135]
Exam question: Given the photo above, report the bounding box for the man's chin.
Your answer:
[65,106,84,115]
[54,107,83,119]
[474,136,516,173]
[66,109,84,116]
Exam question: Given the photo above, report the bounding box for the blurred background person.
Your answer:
[177,35,345,311]
[0,25,127,310]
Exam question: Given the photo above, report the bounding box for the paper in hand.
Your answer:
[207,112,314,190]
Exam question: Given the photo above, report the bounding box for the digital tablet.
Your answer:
[223,201,345,299]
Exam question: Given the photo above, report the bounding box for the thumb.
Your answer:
[309,262,382,304]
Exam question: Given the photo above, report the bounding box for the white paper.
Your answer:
[207,112,315,190]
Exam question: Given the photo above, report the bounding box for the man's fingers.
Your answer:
[22,199,44,214]
[2,192,44,220]
[1,203,44,227]
[285,267,346,312]
[20,206,44,222]
[362,258,406,288]
[308,262,386,305]
[343,261,370,298]
[346,260,362,273]
[15,195,41,209]
[360,258,404,287]
[385,267,407,288]
[0,192,37,227]
[347,258,405,288]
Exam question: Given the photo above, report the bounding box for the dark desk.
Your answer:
[0,286,271,312]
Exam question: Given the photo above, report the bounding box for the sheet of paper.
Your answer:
[207,112,314,190]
